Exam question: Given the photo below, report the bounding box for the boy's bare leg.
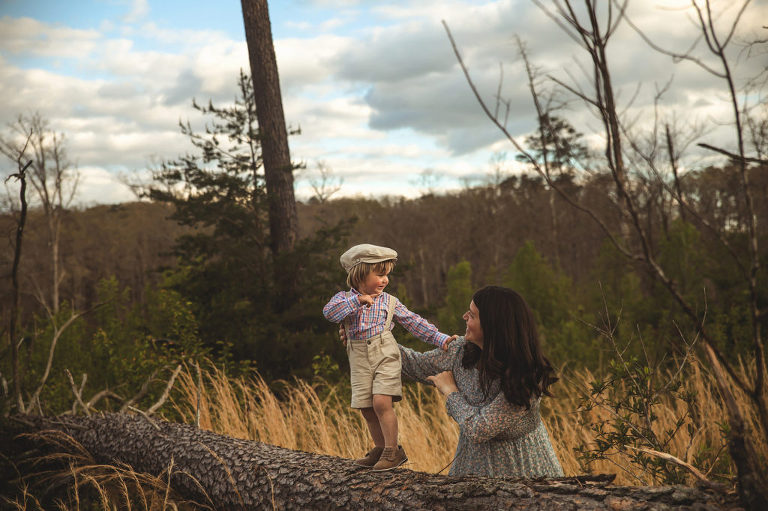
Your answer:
[360,407,385,447]
[372,394,397,448]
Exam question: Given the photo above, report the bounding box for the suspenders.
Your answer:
[344,292,395,340]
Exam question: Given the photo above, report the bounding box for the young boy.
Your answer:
[323,244,455,471]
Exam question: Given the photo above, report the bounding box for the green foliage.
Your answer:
[574,347,726,486]
[147,70,350,380]
[502,241,593,366]
[0,276,207,415]
[437,260,473,335]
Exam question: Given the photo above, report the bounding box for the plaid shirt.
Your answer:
[323,289,450,348]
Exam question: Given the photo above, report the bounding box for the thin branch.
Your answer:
[624,445,728,491]
[698,142,768,164]
[442,20,637,263]
[120,366,165,413]
[25,309,86,413]
[65,370,90,416]
[147,364,183,415]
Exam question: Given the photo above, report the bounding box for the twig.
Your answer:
[126,406,161,431]
[120,366,165,412]
[624,445,728,491]
[65,370,90,416]
[194,360,203,428]
[147,364,183,415]
[697,142,768,164]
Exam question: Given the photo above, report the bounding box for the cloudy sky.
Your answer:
[0,0,766,205]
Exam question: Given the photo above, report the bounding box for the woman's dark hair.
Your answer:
[462,286,558,408]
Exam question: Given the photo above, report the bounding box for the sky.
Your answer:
[0,0,766,206]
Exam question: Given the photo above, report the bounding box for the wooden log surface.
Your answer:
[0,413,741,510]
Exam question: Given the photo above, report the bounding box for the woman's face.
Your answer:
[462,300,484,348]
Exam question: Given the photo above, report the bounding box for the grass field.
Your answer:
[171,356,761,487]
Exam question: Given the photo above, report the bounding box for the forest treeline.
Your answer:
[2,157,766,400]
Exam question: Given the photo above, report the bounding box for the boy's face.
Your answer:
[358,268,390,297]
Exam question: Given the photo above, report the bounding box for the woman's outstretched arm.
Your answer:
[399,338,463,385]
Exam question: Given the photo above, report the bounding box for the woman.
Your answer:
[401,285,563,477]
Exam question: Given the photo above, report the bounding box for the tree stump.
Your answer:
[0,413,741,510]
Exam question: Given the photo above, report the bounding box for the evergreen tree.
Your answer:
[515,114,589,176]
[148,71,348,379]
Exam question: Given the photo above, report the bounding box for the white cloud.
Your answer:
[123,0,150,24]
[76,166,136,205]
[0,16,100,58]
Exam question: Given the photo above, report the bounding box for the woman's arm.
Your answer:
[399,339,462,385]
[445,392,541,443]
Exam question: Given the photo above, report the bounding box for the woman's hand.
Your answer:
[427,371,459,396]
[338,324,347,346]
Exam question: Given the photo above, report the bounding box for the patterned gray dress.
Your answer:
[400,337,564,478]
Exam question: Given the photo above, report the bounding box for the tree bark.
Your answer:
[240,0,298,256]
[1,413,740,510]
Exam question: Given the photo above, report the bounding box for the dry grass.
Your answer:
[171,365,459,475]
[4,431,211,511]
[172,357,764,486]
[8,356,764,510]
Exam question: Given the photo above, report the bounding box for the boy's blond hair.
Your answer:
[347,260,396,290]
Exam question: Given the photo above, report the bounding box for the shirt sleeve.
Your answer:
[399,339,460,385]
[445,391,540,443]
[392,299,451,347]
[322,291,361,322]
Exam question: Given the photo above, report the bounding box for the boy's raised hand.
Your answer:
[441,335,458,351]
[358,294,374,307]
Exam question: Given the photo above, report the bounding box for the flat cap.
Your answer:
[340,244,398,272]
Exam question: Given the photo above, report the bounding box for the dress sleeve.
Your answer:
[392,299,451,347]
[399,338,462,385]
[322,291,361,322]
[445,392,540,443]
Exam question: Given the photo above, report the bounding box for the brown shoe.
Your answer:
[372,446,408,471]
[355,446,384,467]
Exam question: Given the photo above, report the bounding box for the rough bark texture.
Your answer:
[240,0,298,256]
[0,414,741,510]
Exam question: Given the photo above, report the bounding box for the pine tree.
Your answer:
[147,71,347,379]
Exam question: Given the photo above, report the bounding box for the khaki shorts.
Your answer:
[347,330,402,408]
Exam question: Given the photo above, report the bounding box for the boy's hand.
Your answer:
[441,335,458,351]
[358,294,374,307]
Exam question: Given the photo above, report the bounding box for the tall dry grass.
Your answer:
[7,356,764,510]
[4,431,205,511]
[172,357,764,486]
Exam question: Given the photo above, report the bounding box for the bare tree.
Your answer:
[444,0,767,508]
[308,160,343,203]
[0,113,80,314]
[4,133,32,412]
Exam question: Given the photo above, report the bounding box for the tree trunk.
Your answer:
[240,0,298,256]
[8,162,32,412]
[1,413,740,510]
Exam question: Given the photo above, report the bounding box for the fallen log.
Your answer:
[0,413,741,510]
